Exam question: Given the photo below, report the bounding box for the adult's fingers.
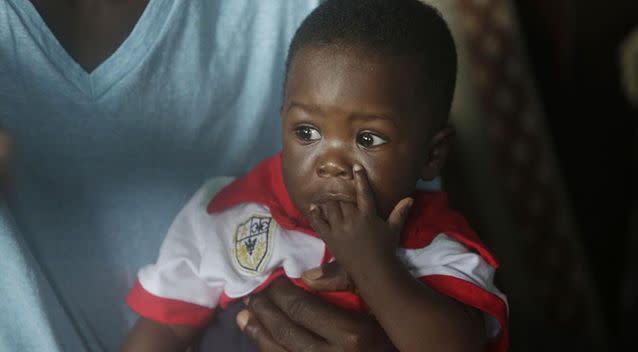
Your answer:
[255,279,398,352]
[352,164,374,215]
[386,197,414,234]
[237,309,289,352]
[245,289,327,352]
[263,278,361,344]
[301,261,354,292]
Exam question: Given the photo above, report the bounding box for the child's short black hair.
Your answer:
[286,0,457,124]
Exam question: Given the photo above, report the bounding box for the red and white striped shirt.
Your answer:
[127,153,508,351]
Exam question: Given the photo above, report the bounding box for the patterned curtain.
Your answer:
[424,0,608,350]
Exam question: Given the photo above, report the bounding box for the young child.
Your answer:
[123,0,508,351]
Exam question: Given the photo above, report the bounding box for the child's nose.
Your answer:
[317,160,352,179]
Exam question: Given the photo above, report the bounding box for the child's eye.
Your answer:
[294,126,321,142]
[357,132,387,148]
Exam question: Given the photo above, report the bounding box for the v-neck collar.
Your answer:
[8,0,174,99]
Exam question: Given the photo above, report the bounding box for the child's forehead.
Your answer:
[285,45,430,123]
[293,44,420,74]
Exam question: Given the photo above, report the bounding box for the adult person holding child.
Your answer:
[0,0,397,351]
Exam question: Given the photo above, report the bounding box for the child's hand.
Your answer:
[301,261,356,292]
[307,164,413,272]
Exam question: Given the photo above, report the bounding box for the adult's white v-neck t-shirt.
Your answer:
[0,0,320,351]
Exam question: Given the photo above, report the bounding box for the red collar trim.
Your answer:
[207,153,498,267]
[207,153,313,236]
[403,192,499,267]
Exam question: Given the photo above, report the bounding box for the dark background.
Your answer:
[513,0,637,348]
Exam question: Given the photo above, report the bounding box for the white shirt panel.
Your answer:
[399,233,507,338]
[138,180,325,306]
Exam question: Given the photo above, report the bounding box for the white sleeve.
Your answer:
[398,234,509,340]
[127,178,234,325]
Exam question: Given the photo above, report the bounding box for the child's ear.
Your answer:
[420,126,455,181]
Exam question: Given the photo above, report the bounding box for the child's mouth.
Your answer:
[312,192,356,204]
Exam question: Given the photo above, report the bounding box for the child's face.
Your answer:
[281,45,447,220]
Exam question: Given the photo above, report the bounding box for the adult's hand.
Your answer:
[237,274,397,352]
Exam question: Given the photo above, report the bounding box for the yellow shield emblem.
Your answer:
[233,215,274,275]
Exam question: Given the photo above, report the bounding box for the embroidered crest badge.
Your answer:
[233,214,275,275]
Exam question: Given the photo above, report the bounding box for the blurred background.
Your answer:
[425,0,637,350]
